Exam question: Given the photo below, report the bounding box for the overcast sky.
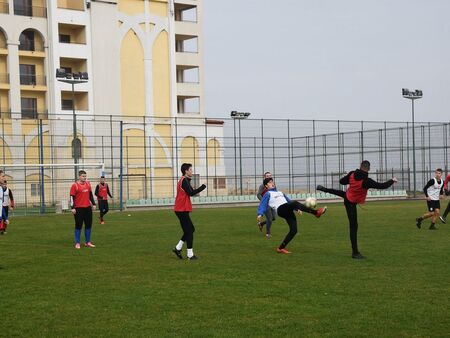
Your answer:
[203,0,450,122]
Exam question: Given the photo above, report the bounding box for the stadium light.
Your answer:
[402,88,423,197]
[56,68,89,180]
[230,111,251,195]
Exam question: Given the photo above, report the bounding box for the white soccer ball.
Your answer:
[305,197,317,208]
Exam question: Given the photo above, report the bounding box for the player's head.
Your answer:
[263,177,274,189]
[181,163,193,177]
[263,171,272,179]
[360,160,371,172]
[0,170,4,184]
[435,168,443,179]
[78,170,87,182]
[100,175,105,183]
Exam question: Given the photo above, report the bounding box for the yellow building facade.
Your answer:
[0,0,226,207]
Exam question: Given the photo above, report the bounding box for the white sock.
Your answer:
[187,248,194,258]
[176,240,184,251]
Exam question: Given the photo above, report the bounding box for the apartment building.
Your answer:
[0,0,226,204]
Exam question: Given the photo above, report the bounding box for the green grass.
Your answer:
[1,200,450,337]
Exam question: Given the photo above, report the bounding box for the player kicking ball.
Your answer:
[257,178,327,254]
[416,168,444,230]
[317,160,397,259]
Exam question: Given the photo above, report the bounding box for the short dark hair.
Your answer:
[100,175,105,178]
[79,170,86,176]
[181,163,192,175]
[436,168,443,173]
[360,160,371,171]
[264,171,271,177]
[263,177,273,186]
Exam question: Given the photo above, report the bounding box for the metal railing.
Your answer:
[0,1,8,14]
[0,114,448,214]
[19,74,46,86]
[0,73,9,83]
[14,5,46,18]
[19,41,45,52]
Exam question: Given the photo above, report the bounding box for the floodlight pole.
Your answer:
[403,89,422,198]
[56,76,88,180]
[230,111,250,195]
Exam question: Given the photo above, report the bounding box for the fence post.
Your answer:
[39,119,45,214]
[119,120,123,211]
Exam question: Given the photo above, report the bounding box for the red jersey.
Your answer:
[444,174,450,190]
[346,173,368,204]
[97,183,110,200]
[70,181,93,208]
[174,177,192,212]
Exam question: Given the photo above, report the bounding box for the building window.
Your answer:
[14,0,32,16]
[59,34,71,43]
[213,178,226,189]
[61,99,74,110]
[20,64,36,85]
[21,97,38,119]
[31,183,40,196]
[19,30,35,51]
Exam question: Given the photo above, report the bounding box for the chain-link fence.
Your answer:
[0,114,449,214]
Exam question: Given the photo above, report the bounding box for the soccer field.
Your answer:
[1,200,450,337]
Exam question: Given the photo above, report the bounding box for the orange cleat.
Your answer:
[315,207,327,218]
[276,248,291,254]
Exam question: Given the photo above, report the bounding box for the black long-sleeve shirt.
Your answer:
[181,177,206,196]
[340,169,394,190]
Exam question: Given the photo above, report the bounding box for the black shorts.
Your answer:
[427,200,440,212]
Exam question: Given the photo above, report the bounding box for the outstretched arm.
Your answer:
[363,178,395,190]
[257,193,270,217]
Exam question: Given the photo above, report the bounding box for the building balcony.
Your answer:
[176,51,200,67]
[14,5,47,18]
[21,110,47,120]
[59,23,86,45]
[20,74,46,86]
[0,109,11,119]
[0,1,9,14]
[0,73,9,84]
[57,0,84,11]
[175,21,199,37]
[177,82,201,97]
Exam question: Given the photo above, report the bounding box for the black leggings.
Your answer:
[74,207,93,230]
[98,200,109,219]
[277,201,316,249]
[175,211,195,249]
[443,201,450,219]
[321,187,359,254]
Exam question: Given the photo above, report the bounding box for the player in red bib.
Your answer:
[70,170,96,249]
[172,163,206,260]
[439,173,450,223]
[95,176,113,224]
[317,160,397,259]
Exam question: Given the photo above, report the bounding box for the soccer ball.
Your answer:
[305,197,317,208]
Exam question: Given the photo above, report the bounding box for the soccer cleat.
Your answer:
[352,253,366,259]
[85,242,96,248]
[315,207,327,218]
[266,233,272,239]
[172,247,183,259]
[75,243,81,249]
[188,255,198,261]
[429,224,437,230]
[316,185,326,192]
[415,218,422,229]
[276,248,291,254]
[439,216,446,224]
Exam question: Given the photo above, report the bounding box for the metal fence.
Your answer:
[0,114,449,214]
